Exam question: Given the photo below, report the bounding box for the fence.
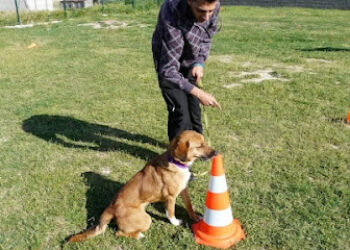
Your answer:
[221,0,350,10]
[7,0,160,25]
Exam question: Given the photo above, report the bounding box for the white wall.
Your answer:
[0,0,95,11]
[0,0,54,11]
[0,0,20,11]
[26,0,54,10]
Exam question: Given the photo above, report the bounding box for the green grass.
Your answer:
[1,3,350,249]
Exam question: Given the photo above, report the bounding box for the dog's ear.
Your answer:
[175,140,190,162]
[168,136,190,162]
[168,135,178,155]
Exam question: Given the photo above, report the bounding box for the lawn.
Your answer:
[0,3,349,249]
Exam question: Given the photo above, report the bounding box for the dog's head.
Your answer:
[168,130,217,165]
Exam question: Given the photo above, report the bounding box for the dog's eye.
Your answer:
[196,144,204,149]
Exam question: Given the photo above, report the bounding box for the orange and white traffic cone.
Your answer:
[192,154,245,249]
[347,111,350,124]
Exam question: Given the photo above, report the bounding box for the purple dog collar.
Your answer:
[168,155,188,169]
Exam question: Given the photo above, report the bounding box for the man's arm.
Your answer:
[158,22,195,93]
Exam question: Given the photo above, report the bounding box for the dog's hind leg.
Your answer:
[115,209,151,239]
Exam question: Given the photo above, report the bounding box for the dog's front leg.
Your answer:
[180,188,202,222]
[165,197,182,226]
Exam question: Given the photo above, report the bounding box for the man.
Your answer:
[152,0,222,141]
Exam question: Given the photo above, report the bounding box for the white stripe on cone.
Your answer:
[203,207,233,227]
[208,175,228,193]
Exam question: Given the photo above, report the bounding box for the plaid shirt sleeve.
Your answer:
[159,22,194,92]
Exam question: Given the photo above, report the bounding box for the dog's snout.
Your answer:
[209,150,218,158]
[200,148,218,161]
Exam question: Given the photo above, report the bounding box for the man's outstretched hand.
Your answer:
[190,86,222,110]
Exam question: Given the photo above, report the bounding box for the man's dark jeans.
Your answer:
[159,68,202,141]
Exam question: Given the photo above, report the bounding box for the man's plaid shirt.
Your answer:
[152,0,220,93]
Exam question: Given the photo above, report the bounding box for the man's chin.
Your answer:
[197,18,208,23]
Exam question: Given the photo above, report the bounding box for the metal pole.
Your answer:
[101,0,104,14]
[14,0,21,25]
[62,0,67,18]
[45,0,50,21]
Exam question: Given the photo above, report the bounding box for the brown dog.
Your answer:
[68,130,217,242]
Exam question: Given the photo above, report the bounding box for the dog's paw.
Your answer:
[137,233,145,239]
[169,217,182,226]
[191,213,202,222]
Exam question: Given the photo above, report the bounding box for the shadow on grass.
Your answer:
[299,47,350,52]
[63,172,123,245]
[81,172,123,228]
[74,172,190,232]
[22,114,167,161]
[328,117,348,124]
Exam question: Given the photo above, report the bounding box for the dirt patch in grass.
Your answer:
[282,65,304,73]
[214,55,234,64]
[4,21,61,29]
[224,68,289,88]
[77,20,150,29]
[306,58,331,64]
[100,166,112,176]
[223,83,243,88]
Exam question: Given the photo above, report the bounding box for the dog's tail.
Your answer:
[68,208,114,243]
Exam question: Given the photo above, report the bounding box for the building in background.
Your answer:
[0,0,93,11]
[0,0,53,11]
[221,0,350,10]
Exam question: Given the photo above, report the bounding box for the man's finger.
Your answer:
[196,75,201,83]
[213,100,222,110]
